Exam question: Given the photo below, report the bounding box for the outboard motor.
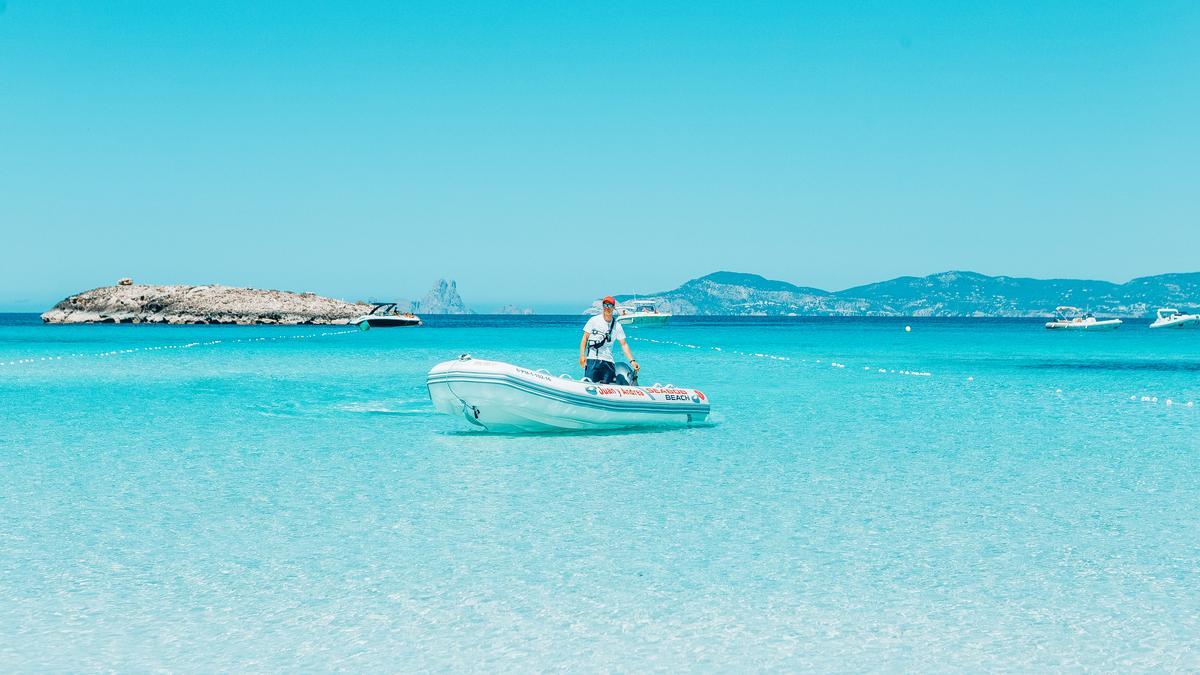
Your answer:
[614,361,638,386]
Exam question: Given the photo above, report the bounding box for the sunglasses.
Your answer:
[603,302,615,307]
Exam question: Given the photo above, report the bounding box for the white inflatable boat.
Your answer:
[1044,306,1122,331]
[427,355,711,433]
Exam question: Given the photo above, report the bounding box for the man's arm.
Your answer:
[618,338,638,371]
[579,333,589,368]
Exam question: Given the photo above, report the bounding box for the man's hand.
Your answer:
[579,355,586,369]
[631,359,640,372]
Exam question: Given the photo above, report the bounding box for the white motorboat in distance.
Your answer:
[616,299,671,327]
[1149,307,1200,329]
[427,355,710,433]
[354,303,421,329]
[1044,306,1122,330]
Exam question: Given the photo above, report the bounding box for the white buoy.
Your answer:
[905,325,911,332]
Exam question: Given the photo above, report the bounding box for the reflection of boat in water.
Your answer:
[616,299,671,327]
[427,355,709,433]
[1149,307,1200,329]
[1045,306,1122,330]
[353,303,421,329]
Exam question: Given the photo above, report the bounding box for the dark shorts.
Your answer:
[584,359,616,384]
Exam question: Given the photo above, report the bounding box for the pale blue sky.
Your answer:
[1,1,1197,311]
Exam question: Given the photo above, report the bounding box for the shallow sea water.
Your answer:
[1,314,1198,670]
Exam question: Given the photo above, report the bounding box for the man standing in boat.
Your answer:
[579,295,639,384]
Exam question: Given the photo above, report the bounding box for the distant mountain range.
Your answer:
[617,271,1200,317]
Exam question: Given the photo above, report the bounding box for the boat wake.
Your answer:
[335,400,435,416]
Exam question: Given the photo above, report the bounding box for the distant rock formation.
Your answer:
[628,270,1200,317]
[411,279,473,314]
[42,284,371,324]
[496,304,534,315]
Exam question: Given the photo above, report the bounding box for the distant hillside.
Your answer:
[833,271,1121,317]
[634,270,1200,317]
[622,271,863,316]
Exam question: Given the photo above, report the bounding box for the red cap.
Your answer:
[602,296,617,306]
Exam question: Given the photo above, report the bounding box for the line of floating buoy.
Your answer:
[632,337,792,361]
[634,338,1200,409]
[1129,395,1195,407]
[630,337,935,378]
[0,328,358,369]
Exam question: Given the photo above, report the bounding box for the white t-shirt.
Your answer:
[583,314,626,362]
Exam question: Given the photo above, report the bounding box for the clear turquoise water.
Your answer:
[2,314,1198,670]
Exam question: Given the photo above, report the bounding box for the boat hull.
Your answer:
[427,356,710,433]
[617,313,670,327]
[1045,319,1122,330]
[1150,316,1200,329]
[356,316,421,328]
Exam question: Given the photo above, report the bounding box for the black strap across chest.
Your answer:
[587,316,616,355]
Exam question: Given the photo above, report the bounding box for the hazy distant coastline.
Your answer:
[622,270,1200,318]
[41,269,1200,323]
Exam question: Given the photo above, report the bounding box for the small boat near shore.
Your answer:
[427,355,710,432]
[354,303,421,329]
[1045,306,1122,330]
[1149,307,1200,329]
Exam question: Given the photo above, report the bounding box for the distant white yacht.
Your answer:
[1044,306,1122,330]
[353,303,421,329]
[616,298,671,327]
[1149,307,1200,329]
